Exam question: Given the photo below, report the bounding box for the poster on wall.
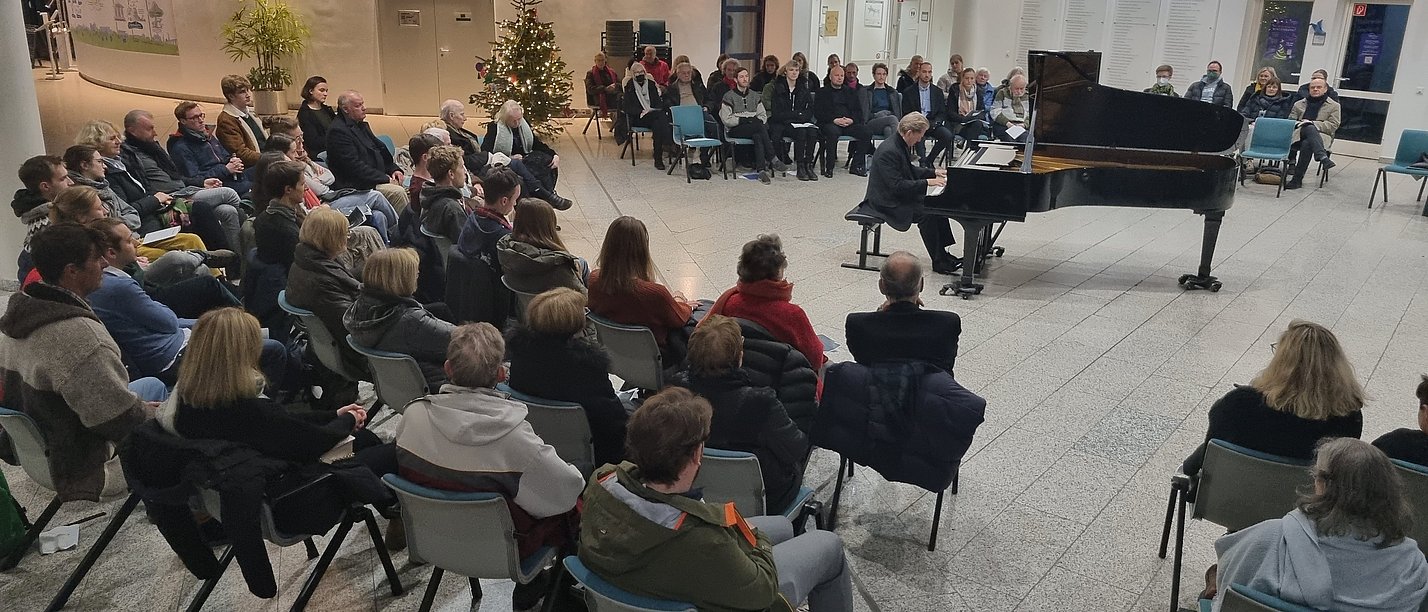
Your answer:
[1253,1,1312,85]
[864,1,884,28]
[66,0,179,55]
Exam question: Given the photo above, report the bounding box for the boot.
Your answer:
[821,157,834,178]
[796,162,810,181]
[850,156,868,177]
[806,161,819,181]
[534,188,573,211]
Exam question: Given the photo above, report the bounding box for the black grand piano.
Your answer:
[927,50,1244,298]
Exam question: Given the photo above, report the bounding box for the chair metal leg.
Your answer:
[1418,177,1426,202]
[951,464,960,495]
[928,491,945,552]
[1158,485,1177,558]
[47,493,141,611]
[846,461,855,478]
[1168,489,1188,612]
[828,456,847,529]
[1369,170,1383,208]
[418,567,444,612]
[289,515,356,612]
[185,545,237,612]
[470,576,483,601]
[1,494,61,570]
[360,508,404,595]
[303,537,319,559]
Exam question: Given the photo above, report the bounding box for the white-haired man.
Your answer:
[439,99,571,210]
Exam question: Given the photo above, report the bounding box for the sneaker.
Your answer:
[771,158,788,173]
[758,170,772,184]
[199,249,238,268]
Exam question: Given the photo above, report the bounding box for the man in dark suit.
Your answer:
[860,112,960,274]
[900,61,956,168]
[845,251,961,374]
[813,65,873,177]
[326,90,402,191]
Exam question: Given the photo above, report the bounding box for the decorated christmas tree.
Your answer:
[471,0,573,138]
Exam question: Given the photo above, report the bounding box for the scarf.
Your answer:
[704,278,795,324]
[958,85,975,116]
[124,132,181,177]
[492,119,536,157]
[723,75,737,91]
[1303,93,1328,121]
[473,205,512,230]
[590,65,617,87]
[632,78,653,112]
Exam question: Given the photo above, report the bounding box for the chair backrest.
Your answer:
[444,246,512,326]
[1393,129,1428,167]
[563,556,695,612]
[637,20,666,46]
[691,448,766,517]
[586,313,664,390]
[381,474,530,580]
[377,134,396,157]
[0,407,55,491]
[1221,584,1318,612]
[498,383,596,477]
[345,336,428,414]
[278,290,365,381]
[1247,118,1296,154]
[1392,459,1428,557]
[501,276,541,325]
[1194,439,1313,531]
[670,105,706,140]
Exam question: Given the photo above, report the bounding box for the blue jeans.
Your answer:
[128,377,170,402]
[330,190,398,244]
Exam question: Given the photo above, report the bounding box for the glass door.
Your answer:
[722,0,765,63]
[1331,1,1410,156]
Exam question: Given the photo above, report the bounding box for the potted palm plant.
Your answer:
[221,0,310,115]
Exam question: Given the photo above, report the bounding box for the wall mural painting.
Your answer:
[67,0,180,55]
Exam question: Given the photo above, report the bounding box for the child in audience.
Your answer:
[1372,375,1428,467]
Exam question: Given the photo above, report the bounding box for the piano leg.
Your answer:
[1178,211,1224,293]
[939,218,986,299]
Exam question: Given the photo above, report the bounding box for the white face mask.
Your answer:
[1157,77,1170,85]
[459,185,473,199]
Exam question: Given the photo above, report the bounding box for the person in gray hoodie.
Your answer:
[721,67,787,184]
[1211,438,1428,612]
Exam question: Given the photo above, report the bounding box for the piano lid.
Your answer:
[1027,50,1243,154]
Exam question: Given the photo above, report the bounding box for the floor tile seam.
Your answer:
[1363,281,1428,382]
[1043,561,1145,605]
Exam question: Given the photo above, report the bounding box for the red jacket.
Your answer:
[708,279,826,370]
[587,270,691,348]
[642,58,672,88]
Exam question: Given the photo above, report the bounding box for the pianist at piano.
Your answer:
[856,111,959,275]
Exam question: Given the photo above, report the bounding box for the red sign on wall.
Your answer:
[1353,3,1368,17]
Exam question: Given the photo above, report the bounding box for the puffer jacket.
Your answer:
[344,289,454,389]
[286,242,365,375]
[735,318,818,433]
[68,171,142,230]
[495,234,584,295]
[667,368,810,513]
[811,361,986,492]
[768,80,817,125]
[1240,92,1292,120]
[505,326,626,466]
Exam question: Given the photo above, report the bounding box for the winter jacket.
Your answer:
[216,104,267,166]
[456,207,512,269]
[396,384,585,558]
[285,242,365,375]
[166,127,252,194]
[480,120,557,158]
[1181,386,1361,475]
[253,204,300,268]
[734,319,819,434]
[123,133,197,194]
[0,282,148,501]
[446,123,492,176]
[102,157,166,234]
[768,79,817,126]
[667,369,810,513]
[1290,96,1342,147]
[344,289,454,389]
[719,87,768,129]
[160,395,356,466]
[813,83,863,125]
[1240,92,1293,120]
[845,301,961,375]
[505,327,627,466]
[326,114,398,191]
[708,279,827,372]
[87,267,192,378]
[417,185,467,243]
[661,77,708,110]
[578,462,792,612]
[495,234,584,295]
[811,361,986,492]
[67,171,142,230]
[856,84,902,124]
[1184,78,1234,107]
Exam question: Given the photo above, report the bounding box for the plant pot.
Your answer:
[253,89,286,115]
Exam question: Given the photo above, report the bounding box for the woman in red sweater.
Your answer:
[707,234,826,370]
[587,216,694,357]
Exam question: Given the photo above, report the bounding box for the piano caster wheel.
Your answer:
[991,246,1005,258]
[954,283,984,299]
[1209,281,1222,292]
[1178,274,1222,292]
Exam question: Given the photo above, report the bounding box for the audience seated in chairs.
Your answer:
[821,53,841,88]
[1208,438,1428,610]
[705,58,742,119]
[845,251,960,374]
[251,159,310,270]
[1371,375,1428,466]
[579,386,853,611]
[895,55,923,93]
[720,67,787,184]
[861,113,958,275]
[948,68,990,145]
[1236,66,1279,114]
[974,67,996,109]
[663,61,716,170]
[587,216,696,361]
[86,215,239,320]
[506,288,628,466]
[671,55,702,90]
[215,74,268,166]
[438,99,572,211]
[396,321,582,608]
[1284,77,1340,190]
[497,198,586,294]
[768,60,822,181]
[1184,60,1234,107]
[166,101,251,196]
[992,66,1024,105]
[639,45,671,88]
[418,145,472,243]
[119,109,246,255]
[325,89,410,212]
[814,66,872,178]
[992,74,1030,142]
[297,75,338,158]
[843,63,861,91]
[789,52,820,93]
[585,52,621,119]
[1182,320,1363,477]
[1293,69,1341,103]
[268,117,398,243]
[286,208,367,375]
[669,314,811,512]
[858,63,903,142]
[935,54,964,95]
[706,234,826,375]
[456,166,519,269]
[345,248,455,390]
[0,223,162,503]
[404,132,442,209]
[1239,77,1292,121]
[750,54,782,96]
[899,61,955,167]
[1146,64,1177,96]
[624,62,674,171]
[12,155,73,277]
[482,100,565,201]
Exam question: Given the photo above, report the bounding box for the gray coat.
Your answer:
[857,85,903,124]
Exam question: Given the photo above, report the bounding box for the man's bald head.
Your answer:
[879,251,924,301]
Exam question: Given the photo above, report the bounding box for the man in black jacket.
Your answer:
[845,251,960,375]
[861,112,960,274]
[899,62,956,167]
[327,90,403,191]
[813,66,872,178]
[122,109,244,252]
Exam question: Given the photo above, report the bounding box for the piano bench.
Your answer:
[841,209,890,272]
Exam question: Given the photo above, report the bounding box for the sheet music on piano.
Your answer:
[954,144,1021,171]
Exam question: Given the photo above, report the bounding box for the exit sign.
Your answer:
[1353,3,1368,17]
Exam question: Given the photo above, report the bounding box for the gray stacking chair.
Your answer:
[693,448,822,533]
[346,335,428,415]
[1220,583,1317,612]
[1391,459,1428,557]
[562,556,694,612]
[586,313,664,391]
[498,383,597,478]
[501,276,542,325]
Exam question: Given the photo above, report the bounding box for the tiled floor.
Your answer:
[7,71,1428,611]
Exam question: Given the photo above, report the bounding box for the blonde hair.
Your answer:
[1251,320,1365,420]
[74,120,119,149]
[177,308,264,408]
[526,287,587,337]
[426,145,464,183]
[362,248,420,297]
[299,207,350,258]
[898,112,930,135]
[50,186,103,223]
[446,322,505,388]
[495,100,523,125]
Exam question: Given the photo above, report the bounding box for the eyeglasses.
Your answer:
[185,113,206,121]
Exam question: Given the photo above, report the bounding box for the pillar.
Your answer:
[0,0,46,284]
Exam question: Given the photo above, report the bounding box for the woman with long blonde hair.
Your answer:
[1182,319,1364,475]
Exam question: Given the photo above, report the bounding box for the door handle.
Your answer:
[439,47,450,56]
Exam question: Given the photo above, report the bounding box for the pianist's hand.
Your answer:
[928,176,947,187]
[935,168,948,178]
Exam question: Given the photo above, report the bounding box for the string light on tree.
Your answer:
[471,0,573,138]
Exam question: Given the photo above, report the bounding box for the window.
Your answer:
[722,0,764,62]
